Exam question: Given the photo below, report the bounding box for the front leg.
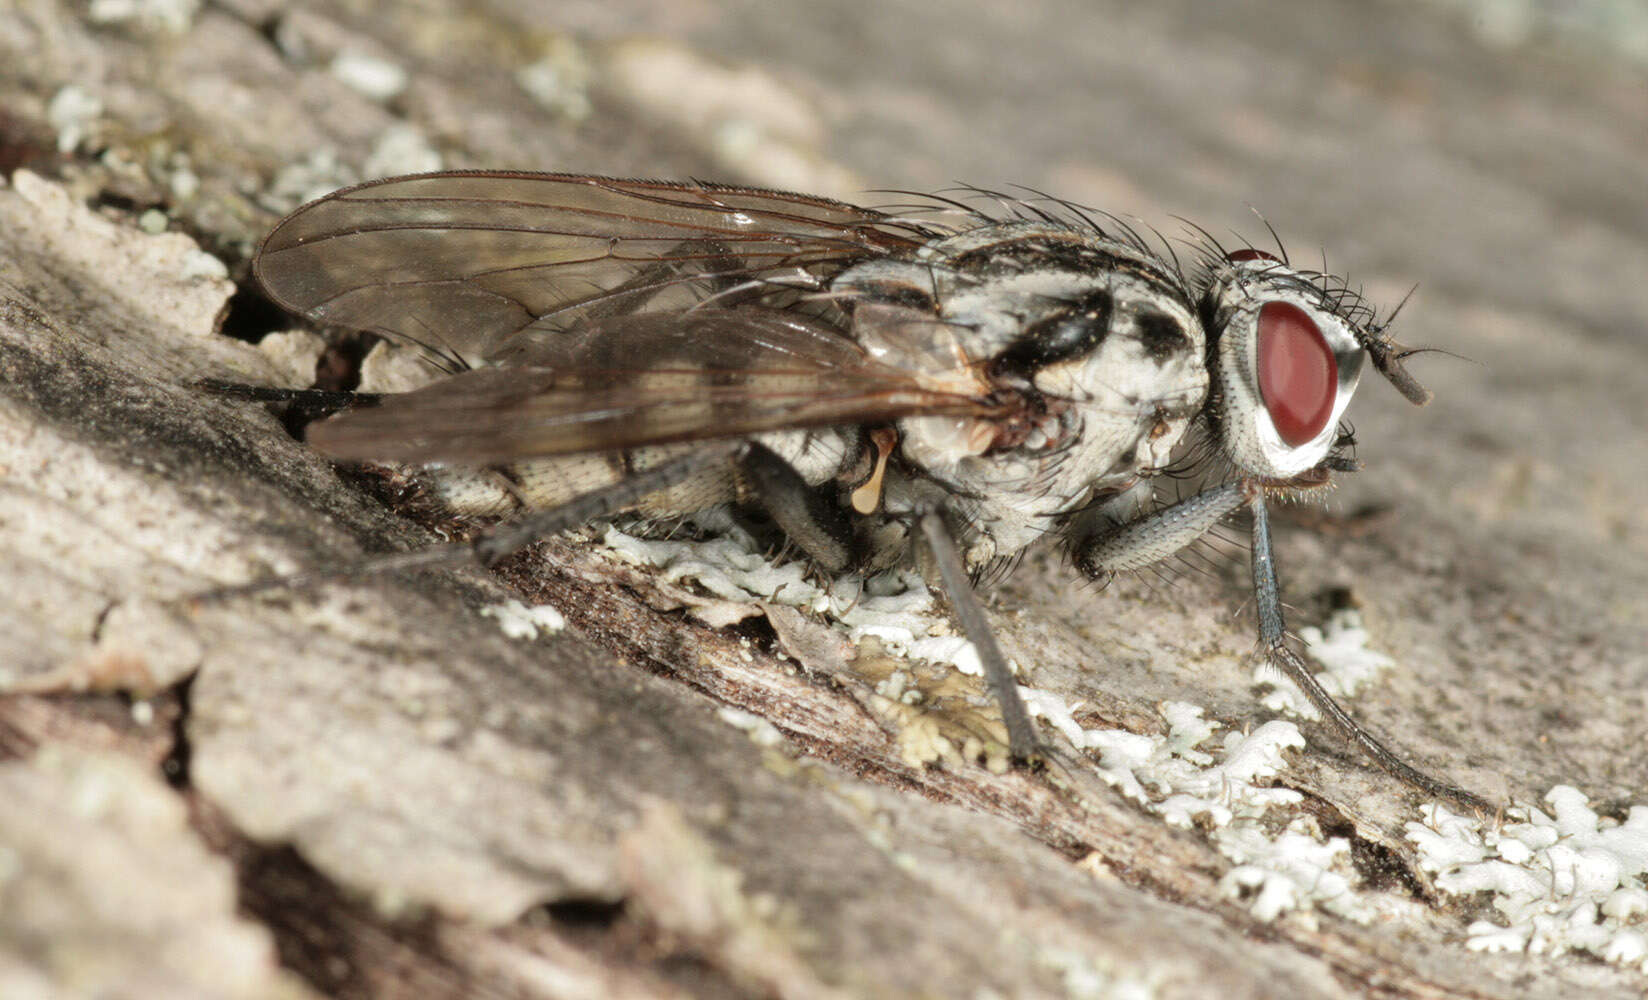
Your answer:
[1246,497,1486,810]
[1074,471,1486,809]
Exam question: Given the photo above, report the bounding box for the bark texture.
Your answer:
[3,2,1646,998]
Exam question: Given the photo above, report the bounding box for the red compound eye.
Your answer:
[1256,301,1336,447]
[1227,248,1280,263]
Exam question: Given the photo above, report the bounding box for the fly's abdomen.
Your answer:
[504,445,738,517]
[490,427,859,521]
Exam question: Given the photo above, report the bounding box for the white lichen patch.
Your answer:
[1408,787,1648,970]
[517,35,594,123]
[88,0,200,34]
[1218,817,1361,923]
[261,149,359,215]
[600,523,1028,765]
[602,526,821,608]
[48,85,104,154]
[1257,608,1394,720]
[362,124,443,181]
[331,50,409,102]
[600,523,993,674]
[1029,692,1367,924]
[261,129,440,220]
[479,599,565,640]
[595,523,1385,924]
[717,707,786,748]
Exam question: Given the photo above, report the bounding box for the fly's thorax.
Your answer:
[835,222,1209,563]
[1200,254,1369,479]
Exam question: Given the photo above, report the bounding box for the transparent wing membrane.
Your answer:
[308,309,1004,464]
[255,172,932,368]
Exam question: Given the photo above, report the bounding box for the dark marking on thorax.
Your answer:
[1136,310,1192,362]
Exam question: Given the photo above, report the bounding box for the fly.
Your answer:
[235,171,1484,810]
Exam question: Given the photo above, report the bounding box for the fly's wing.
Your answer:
[254,171,931,370]
[306,309,1002,465]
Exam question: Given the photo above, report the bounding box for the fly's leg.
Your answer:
[737,442,855,574]
[1074,476,1487,810]
[1246,497,1488,810]
[196,379,383,424]
[472,441,749,560]
[917,505,1041,763]
[734,445,1039,761]
[195,441,750,602]
[1075,482,1249,578]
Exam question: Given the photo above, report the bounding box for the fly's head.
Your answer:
[1198,249,1425,482]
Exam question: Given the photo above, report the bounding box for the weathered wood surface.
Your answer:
[3,1,1646,997]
